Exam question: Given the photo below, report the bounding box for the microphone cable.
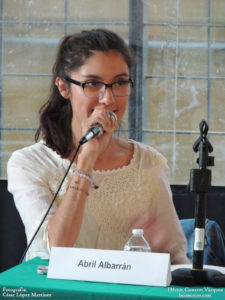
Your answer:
[19,142,82,264]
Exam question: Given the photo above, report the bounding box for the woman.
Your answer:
[7,28,189,264]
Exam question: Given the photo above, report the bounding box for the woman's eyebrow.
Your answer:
[82,73,129,80]
[82,75,102,80]
[114,73,129,79]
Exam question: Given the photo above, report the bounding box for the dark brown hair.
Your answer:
[35,28,134,157]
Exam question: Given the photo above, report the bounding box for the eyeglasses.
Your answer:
[64,76,134,98]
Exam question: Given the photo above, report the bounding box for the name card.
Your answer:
[47,247,171,287]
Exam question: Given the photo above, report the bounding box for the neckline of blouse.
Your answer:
[59,139,138,174]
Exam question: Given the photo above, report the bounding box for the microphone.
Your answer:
[79,123,104,145]
[79,110,117,145]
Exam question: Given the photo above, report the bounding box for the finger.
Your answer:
[107,110,117,123]
[107,110,118,129]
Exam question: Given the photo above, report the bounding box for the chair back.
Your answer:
[0,179,27,272]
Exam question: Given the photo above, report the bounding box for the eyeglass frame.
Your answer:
[63,76,134,98]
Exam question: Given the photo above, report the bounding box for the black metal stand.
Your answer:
[172,120,225,287]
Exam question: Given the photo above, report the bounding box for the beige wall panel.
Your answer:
[148,47,177,76]
[210,135,225,186]
[143,133,197,184]
[2,76,50,128]
[177,26,207,77]
[68,0,129,22]
[148,26,208,77]
[147,79,176,130]
[148,25,177,76]
[148,0,208,24]
[68,25,129,42]
[4,0,65,22]
[178,48,207,77]
[172,134,201,184]
[143,133,174,171]
[179,0,208,24]
[4,24,64,75]
[211,28,225,78]
[176,80,207,131]
[210,80,225,132]
[211,0,225,25]
[147,79,207,131]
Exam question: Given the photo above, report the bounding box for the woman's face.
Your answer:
[67,50,130,135]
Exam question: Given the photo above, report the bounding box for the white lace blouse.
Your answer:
[7,139,189,264]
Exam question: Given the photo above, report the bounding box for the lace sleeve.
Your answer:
[127,144,189,264]
[144,162,189,264]
[7,149,57,260]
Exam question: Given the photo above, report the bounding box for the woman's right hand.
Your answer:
[77,106,117,162]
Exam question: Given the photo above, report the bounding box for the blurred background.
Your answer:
[0,0,225,185]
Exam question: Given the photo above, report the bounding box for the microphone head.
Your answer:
[79,123,104,145]
[79,111,117,145]
[89,123,104,137]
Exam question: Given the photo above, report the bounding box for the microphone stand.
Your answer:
[172,120,225,287]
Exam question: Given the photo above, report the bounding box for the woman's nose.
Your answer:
[98,87,115,105]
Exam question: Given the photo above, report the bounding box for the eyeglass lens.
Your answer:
[84,81,132,98]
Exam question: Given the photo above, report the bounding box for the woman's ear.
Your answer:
[55,77,70,99]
